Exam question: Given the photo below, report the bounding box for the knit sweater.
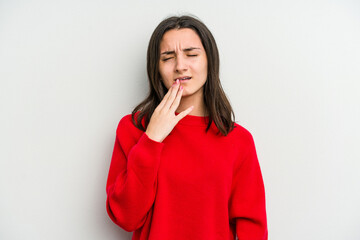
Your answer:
[106,112,268,240]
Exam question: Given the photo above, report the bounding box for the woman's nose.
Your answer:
[175,55,188,72]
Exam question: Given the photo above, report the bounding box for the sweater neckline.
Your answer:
[175,112,210,126]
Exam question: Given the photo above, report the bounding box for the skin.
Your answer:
[145,28,209,142]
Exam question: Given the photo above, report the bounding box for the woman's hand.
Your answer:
[145,80,194,142]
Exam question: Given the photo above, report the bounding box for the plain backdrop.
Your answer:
[1,0,359,239]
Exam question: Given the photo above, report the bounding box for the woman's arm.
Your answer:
[106,117,164,232]
[229,131,268,240]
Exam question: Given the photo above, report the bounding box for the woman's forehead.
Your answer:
[160,28,203,51]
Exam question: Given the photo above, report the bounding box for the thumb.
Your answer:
[175,106,194,122]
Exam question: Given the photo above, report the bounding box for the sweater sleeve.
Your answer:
[229,131,268,240]
[105,116,164,232]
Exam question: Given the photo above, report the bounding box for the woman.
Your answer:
[106,15,268,240]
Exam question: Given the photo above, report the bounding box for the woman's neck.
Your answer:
[176,90,208,117]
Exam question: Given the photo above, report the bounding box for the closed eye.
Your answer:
[162,57,174,61]
[162,55,197,61]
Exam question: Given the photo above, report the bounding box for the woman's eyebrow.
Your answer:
[183,47,201,52]
[160,50,175,55]
[161,47,201,55]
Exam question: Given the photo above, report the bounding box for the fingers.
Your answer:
[169,84,183,112]
[156,81,176,110]
[163,80,181,110]
[175,105,194,122]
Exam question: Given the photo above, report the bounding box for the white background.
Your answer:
[1,0,359,239]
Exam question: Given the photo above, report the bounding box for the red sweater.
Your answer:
[106,113,268,240]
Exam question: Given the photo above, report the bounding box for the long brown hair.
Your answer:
[131,15,235,136]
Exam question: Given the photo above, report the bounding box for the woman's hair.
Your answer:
[131,14,235,136]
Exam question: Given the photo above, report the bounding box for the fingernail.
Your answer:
[180,86,183,90]
[176,79,179,84]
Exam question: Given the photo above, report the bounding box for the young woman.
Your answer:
[106,15,268,240]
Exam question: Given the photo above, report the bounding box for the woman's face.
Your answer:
[158,28,208,98]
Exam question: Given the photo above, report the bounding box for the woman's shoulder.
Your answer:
[116,112,143,134]
[230,121,256,146]
[118,113,133,126]
[114,112,146,145]
[116,113,131,129]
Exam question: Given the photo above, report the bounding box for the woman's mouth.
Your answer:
[175,76,192,82]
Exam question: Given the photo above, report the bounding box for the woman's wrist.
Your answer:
[145,130,163,143]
